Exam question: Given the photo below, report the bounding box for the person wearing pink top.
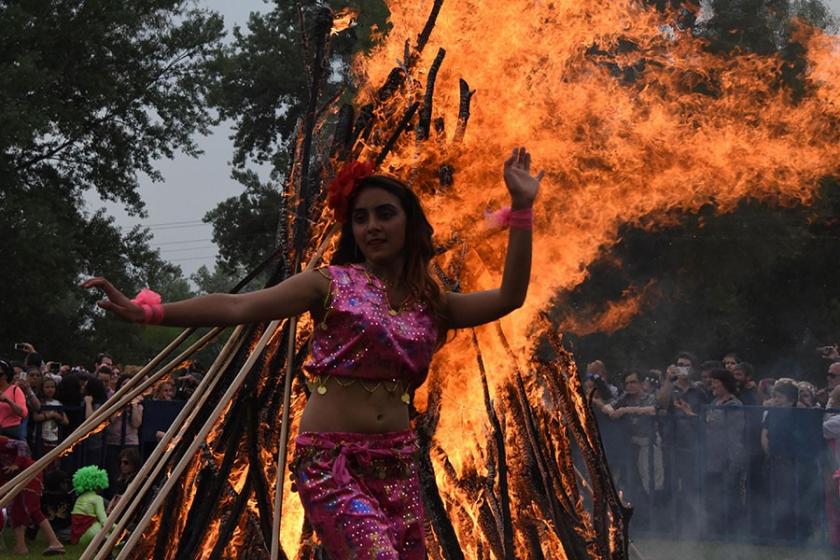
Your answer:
[0,360,28,440]
[84,147,543,559]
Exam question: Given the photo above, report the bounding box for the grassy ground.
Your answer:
[633,538,838,560]
[2,533,836,559]
[0,531,85,558]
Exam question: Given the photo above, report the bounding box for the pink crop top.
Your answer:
[304,264,438,388]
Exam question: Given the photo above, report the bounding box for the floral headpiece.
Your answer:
[327,160,375,222]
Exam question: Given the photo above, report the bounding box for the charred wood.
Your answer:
[330,104,355,159]
[294,6,333,261]
[417,48,447,142]
[439,164,454,188]
[374,101,420,167]
[208,470,253,560]
[248,395,274,546]
[351,103,375,146]
[416,0,445,55]
[173,395,248,559]
[471,331,514,559]
[376,68,406,104]
[416,382,463,559]
[454,79,476,143]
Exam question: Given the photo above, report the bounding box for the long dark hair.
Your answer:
[331,175,446,341]
[56,373,82,405]
[84,377,108,405]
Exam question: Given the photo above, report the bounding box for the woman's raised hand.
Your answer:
[503,146,544,209]
[81,277,144,323]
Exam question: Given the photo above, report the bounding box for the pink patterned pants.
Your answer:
[291,430,426,559]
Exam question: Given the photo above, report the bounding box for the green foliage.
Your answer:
[0,1,221,363]
[191,264,247,295]
[202,0,388,276]
[0,0,225,210]
[203,169,283,275]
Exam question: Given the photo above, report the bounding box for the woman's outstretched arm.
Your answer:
[82,269,329,327]
[445,146,543,329]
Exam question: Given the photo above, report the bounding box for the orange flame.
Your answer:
[344,0,837,557]
[331,7,359,36]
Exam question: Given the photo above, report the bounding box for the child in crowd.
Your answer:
[32,377,69,461]
[70,465,109,546]
[0,436,65,555]
[152,380,176,400]
[42,469,74,543]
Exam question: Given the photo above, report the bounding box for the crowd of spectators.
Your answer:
[0,343,194,554]
[584,345,840,547]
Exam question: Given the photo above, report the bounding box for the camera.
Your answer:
[19,370,27,381]
[14,343,26,351]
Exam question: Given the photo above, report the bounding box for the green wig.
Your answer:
[73,465,109,494]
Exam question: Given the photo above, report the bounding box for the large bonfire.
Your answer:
[1,1,837,559]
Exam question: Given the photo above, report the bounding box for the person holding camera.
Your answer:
[0,360,28,440]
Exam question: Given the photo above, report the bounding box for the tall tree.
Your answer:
[0,0,223,363]
[203,0,389,275]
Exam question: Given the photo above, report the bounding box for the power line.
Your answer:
[159,246,217,254]
[153,238,213,246]
[147,223,213,231]
[143,219,206,227]
[167,255,218,263]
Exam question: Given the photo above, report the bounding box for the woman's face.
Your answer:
[351,187,407,265]
[162,383,175,400]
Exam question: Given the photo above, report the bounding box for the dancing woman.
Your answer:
[84,147,543,559]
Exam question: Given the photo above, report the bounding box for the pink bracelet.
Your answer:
[485,206,534,230]
[509,207,533,230]
[131,288,165,325]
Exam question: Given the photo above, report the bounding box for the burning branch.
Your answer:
[417,48,447,141]
[454,78,476,144]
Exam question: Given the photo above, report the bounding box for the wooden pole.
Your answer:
[82,325,246,560]
[270,316,298,560]
[270,223,338,560]
[115,320,283,559]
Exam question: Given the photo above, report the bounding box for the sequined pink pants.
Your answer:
[291,430,426,560]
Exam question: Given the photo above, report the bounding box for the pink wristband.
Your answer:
[139,304,165,325]
[132,289,165,325]
[508,208,533,230]
[485,206,533,230]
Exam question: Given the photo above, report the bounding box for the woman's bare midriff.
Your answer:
[298,377,410,434]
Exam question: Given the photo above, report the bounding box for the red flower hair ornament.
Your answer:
[327,160,375,222]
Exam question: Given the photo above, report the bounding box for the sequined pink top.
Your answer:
[304,264,438,387]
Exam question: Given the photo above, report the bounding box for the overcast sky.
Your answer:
[89,0,840,279]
